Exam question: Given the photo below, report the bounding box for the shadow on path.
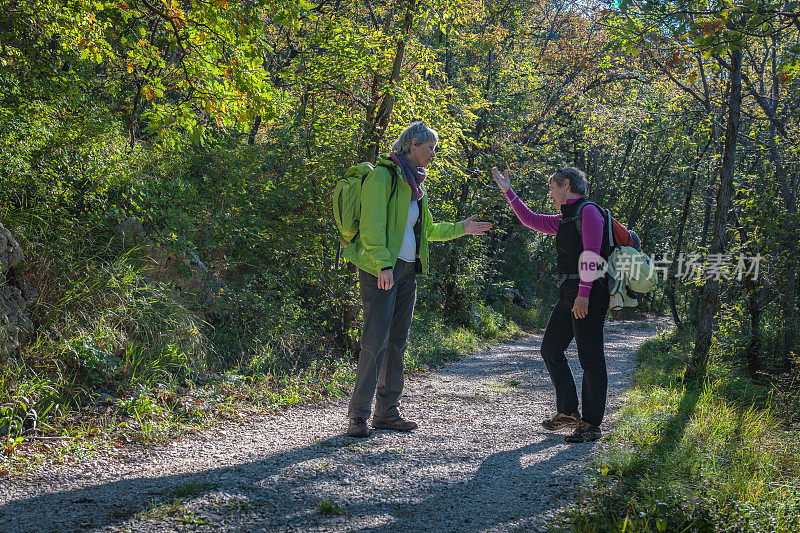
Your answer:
[0,433,589,532]
[0,319,666,532]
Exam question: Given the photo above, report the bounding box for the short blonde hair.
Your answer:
[391,121,438,154]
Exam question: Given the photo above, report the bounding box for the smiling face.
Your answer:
[407,138,437,169]
[548,177,571,210]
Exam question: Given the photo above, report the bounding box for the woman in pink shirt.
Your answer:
[492,166,610,443]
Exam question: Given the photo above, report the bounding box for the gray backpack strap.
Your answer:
[561,200,614,256]
[559,199,591,237]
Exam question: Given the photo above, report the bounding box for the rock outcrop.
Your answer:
[1,223,33,357]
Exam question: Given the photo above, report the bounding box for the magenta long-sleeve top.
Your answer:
[504,188,603,298]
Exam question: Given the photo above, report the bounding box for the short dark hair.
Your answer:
[549,167,587,195]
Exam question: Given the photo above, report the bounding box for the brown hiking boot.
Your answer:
[541,412,581,431]
[371,413,418,432]
[564,421,602,443]
[346,417,370,438]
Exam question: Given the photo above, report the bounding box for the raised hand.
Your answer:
[491,166,511,192]
[461,214,492,236]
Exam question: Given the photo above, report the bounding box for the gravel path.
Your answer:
[0,317,670,532]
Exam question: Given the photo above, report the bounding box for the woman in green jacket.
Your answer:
[345,121,492,437]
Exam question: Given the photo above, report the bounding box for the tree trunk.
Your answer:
[626,151,671,228]
[248,115,262,145]
[690,177,716,325]
[782,265,797,370]
[129,82,143,149]
[442,46,493,314]
[686,48,742,381]
[667,170,696,329]
[359,0,416,163]
[764,125,798,369]
[668,139,712,329]
[731,210,761,376]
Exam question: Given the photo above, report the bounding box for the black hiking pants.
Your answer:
[540,280,610,427]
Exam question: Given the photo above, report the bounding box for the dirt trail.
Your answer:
[0,317,670,532]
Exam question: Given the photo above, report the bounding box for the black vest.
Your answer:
[556,200,585,275]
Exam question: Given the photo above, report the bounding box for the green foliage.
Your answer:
[404,307,521,373]
[469,303,514,339]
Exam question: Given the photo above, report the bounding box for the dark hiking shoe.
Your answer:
[564,421,602,443]
[541,412,581,431]
[346,417,370,438]
[371,413,418,432]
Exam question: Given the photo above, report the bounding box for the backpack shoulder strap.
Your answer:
[376,161,398,201]
[587,202,613,249]
[561,200,614,253]
[559,199,592,236]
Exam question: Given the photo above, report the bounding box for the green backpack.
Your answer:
[332,161,397,249]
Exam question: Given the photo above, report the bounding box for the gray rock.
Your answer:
[113,217,145,244]
[0,225,33,357]
[0,222,24,273]
[19,279,39,308]
[1,275,34,357]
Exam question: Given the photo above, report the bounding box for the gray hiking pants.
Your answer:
[348,260,417,420]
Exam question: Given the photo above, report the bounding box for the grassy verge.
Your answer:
[405,303,528,372]
[1,300,529,476]
[557,328,800,532]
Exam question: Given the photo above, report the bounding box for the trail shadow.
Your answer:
[1,433,590,532]
[580,377,702,527]
[646,386,701,462]
[354,438,586,532]
[0,434,369,532]
[1,319,667,531]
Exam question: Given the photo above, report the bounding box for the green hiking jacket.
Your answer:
[342,156,465,277]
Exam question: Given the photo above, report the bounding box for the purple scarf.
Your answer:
[389,151,426,200]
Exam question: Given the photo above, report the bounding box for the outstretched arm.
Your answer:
[492,167,560,235]
[425,208,491,242]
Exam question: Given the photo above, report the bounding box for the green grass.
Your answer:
[224,498,252,513]
[484,379,521,393]
[139,499,209,524]
[404,306,523,373]
[318,497,345,516]
[162,480,220,499]
[0,358,355,474]
[112,483,220,523]
[557,328,800,532]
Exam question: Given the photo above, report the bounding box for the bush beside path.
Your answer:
[0,318,669,532]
